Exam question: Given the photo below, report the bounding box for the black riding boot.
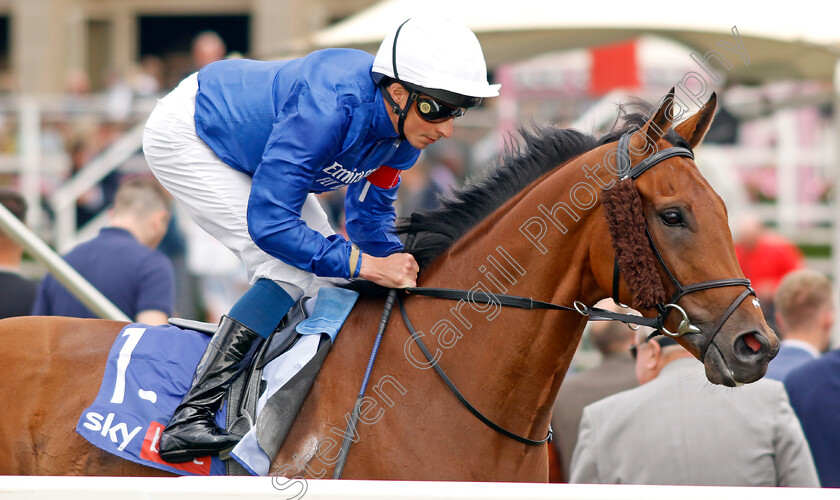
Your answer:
[159,315,261,463]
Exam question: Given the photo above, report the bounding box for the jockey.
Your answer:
[142,16,500,463]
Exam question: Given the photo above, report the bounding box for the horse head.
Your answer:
[592,90,779,386]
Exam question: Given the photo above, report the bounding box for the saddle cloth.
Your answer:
[76,287,359,476]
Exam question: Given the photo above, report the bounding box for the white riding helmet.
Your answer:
[372,16,500,109]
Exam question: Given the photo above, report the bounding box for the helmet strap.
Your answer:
[380,84,417,140]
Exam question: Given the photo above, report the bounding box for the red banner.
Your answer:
[590,40,639,95]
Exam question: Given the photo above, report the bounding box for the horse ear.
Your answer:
[629,88,677,156]
[674,92,717,148]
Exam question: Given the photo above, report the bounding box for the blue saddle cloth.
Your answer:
[76,324,227,476]
[76,287,360,476]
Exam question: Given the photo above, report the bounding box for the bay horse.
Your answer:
[0,92,778,479]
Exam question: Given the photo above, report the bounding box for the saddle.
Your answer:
[171,287,357,475]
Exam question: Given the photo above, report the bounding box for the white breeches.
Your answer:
[142,73,335,299]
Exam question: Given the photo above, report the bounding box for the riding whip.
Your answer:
[332,232,416,479]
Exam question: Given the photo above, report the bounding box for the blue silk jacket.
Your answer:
[193,49,420,278]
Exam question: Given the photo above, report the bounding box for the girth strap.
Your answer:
[398,295,552,446]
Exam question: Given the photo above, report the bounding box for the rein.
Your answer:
[404,286,664,330]
[397,295,551,446]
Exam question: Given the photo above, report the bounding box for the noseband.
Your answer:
[608,133,756,360]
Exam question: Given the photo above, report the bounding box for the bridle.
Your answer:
[608,132,756,360]
[336,131,758,471]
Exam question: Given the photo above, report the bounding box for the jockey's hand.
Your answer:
[359,252,419,288]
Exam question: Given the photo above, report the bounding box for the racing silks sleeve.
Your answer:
[345,166,404,257]
[246,85,357,278]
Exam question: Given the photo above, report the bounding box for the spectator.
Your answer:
[396,144,468,217]
[785,346,840,487]
[169,31,228,89]
[765,270,833,381]
[395,155,438,217]
[69,138,121,228]
[734,213,803,330]
[550,303,638,481]
[31,177,175,325]
[569,329,818,486]
[184,218,249,324]
[426,141,466,198]
[191,31,227,70]
[0,189,38,318]
[130,55,164,97]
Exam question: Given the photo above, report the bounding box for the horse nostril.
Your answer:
[743,333,761,353]
[734,330,769,360]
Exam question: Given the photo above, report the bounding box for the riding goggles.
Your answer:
[414,95,466,123]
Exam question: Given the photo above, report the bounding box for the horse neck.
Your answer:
[413,157,604,439]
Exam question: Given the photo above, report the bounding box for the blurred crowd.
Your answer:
[0,30,475,324]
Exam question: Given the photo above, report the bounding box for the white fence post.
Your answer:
[18,96,42,231]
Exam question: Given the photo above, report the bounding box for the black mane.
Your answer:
[399,102,691,269]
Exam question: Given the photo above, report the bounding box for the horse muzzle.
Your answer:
[656,294,779,387]
[689,323,778,387]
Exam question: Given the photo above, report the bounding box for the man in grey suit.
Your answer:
[569,329,819,487]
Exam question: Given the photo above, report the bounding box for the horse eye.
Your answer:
[659,210,684,227]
